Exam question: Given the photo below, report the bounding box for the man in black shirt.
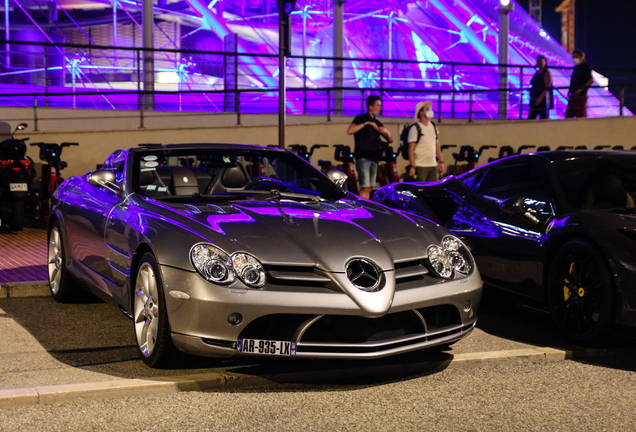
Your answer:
[346,95,393,199]
[565,49,594,118]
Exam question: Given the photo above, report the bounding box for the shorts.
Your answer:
[415,166,439,182]
[355,158,378,189]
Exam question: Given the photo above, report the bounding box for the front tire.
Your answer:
[547,239,614,344]
[133,252,188,368]
[48,222,76,302]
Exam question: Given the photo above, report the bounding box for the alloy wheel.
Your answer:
[134,262,160,357]
[551,248,605,337]
[48,227,63,295]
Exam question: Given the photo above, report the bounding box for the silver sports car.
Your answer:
[48,143,482,367]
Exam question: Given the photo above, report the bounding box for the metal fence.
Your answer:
[0,40,633,120]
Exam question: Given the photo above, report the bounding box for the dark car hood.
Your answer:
[150,197,446,273]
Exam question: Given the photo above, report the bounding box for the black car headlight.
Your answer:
[191,244,235,284]
[231,253,266,288]
[427,245,453,279]
[442,235,474,275]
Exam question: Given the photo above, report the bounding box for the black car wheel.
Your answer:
[133,252,189,368]
[547,239,614,344]
[48,221,77,302]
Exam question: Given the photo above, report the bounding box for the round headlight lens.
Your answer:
[231,253,266,288]
[442,235,474,275]
[191,244,235,284]
[427,245,453,279]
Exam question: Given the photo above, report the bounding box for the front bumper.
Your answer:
[160,265,482,359]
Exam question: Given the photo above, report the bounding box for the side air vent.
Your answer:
[207,204,226,213]
[184,204,201,214]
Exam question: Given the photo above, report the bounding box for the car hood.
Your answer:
[153,197,445,272]
[140,197,449,316]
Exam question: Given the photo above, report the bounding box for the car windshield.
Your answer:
[133,146,346,201]
[551,156,636,212]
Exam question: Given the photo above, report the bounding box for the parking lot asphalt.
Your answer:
[1,289,635,408]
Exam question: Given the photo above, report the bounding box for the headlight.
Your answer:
[231,253,266,288]
[191,244,235,284]
[427,245,453,279]
[442,235,474,275]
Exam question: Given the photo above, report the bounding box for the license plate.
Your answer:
[237,338,296,356]
[9,183,27,192]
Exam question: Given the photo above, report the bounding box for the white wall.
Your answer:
[2,106,634,179]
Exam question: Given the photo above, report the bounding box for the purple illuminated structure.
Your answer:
[0,0,629,118]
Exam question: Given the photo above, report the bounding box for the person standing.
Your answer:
[565,49,594,118]
[528,55,552,120]
[408,101,444,182]
[346,95,393,199]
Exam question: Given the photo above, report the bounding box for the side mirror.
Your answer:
[326,169,348,188]
[500,196,539,224]
[88,169,120,194]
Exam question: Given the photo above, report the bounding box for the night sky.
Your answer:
[519,0,636,68]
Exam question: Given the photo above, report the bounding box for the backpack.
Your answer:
[398,121,438,160]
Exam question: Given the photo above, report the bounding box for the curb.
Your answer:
[0,281,49,299]
[0,346,617,408]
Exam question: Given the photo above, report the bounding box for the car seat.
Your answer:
[139,168,170,196]
[171,168,199,196]
[205,163,251,194]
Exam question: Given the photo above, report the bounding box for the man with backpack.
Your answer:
[346,95,393,199]
[404,101,443,181]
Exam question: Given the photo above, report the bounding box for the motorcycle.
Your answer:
[0,123,37,232]
[30,141,79,224]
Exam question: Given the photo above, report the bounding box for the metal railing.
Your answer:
[0,40,633,121]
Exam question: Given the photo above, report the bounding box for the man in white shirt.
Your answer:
[408,101,444,181]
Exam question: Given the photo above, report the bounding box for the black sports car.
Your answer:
[376,150,636,343]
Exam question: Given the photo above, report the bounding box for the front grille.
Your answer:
[265,264,332,288]
[234,305,472,357]
[301,311,425,344]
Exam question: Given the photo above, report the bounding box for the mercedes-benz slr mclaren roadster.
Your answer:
[48,143,481,367]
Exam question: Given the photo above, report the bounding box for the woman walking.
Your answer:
[528,55,552,120]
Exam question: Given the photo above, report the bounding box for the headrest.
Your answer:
[222,165,248,189]
[172,168,198,188]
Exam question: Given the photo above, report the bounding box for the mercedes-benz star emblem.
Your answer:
[346,259,381,292]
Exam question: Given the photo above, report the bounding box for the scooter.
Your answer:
[377,145,399,186]
[0,123,37,231]
[289,144,328,163]
[333,145,359,194]
[30,141,78,224]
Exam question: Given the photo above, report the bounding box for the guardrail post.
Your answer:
[237,91,241,125]
[519,66,524,119]
[380,60,384,115]
[327,89,331,122]
[303,56,307,115]
[451,63,455,118]
[223,53,227,112]
[620,87,625,116]
[44,46,49,107]
[361,90,365,113]
[469,91,473,123]
[137,49,142,111]
[139,92,144,128]
[437,91,442,123]
[33,97,39,131]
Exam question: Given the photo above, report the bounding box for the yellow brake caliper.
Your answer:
[564,262,575,301]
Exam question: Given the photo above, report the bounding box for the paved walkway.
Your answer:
[0,228,47,284]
